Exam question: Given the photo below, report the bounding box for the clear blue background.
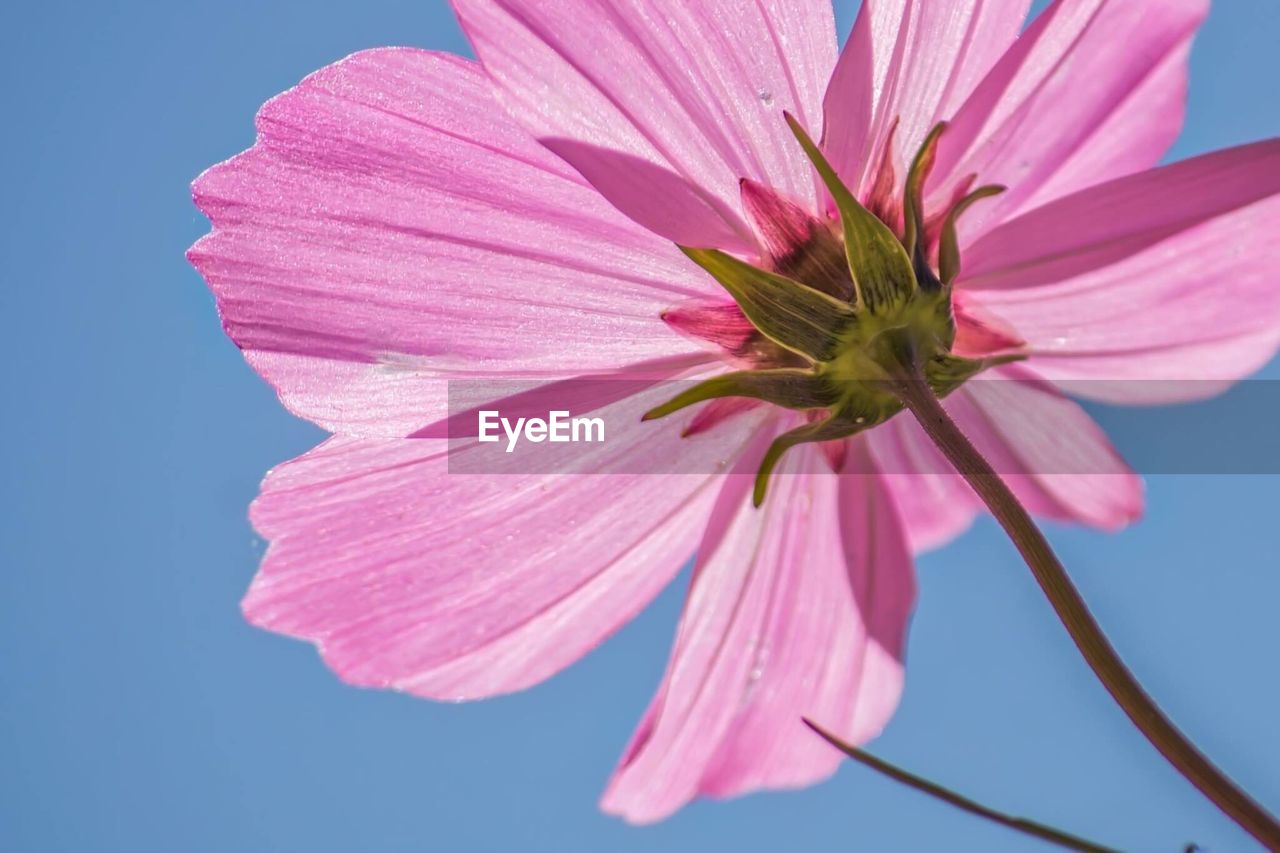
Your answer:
[3,1,1278,850]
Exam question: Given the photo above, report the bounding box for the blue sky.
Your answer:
[3,1,1279,850]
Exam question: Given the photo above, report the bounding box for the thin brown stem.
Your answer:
[888,373,1280,849]
[804,719,1119,852]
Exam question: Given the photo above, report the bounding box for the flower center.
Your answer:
[645,117,1022,504]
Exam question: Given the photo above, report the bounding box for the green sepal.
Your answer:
[938,184,1006,286]
[925,352,1027,397]
[785,113,918,317]
[679,246,856,362]
[641,368,839,423]
[931,291,958,351]
[753,413,875,506]
[903,122,947,278]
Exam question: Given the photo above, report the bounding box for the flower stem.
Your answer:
[803,719,1119,852]
[887,373,1280,849]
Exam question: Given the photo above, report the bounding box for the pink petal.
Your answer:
[922,366,1144,530]
[961,140,1280,403]
[245,384,769,701]
[1015,37,1193,216]
[865,356,1140,549]
[452,0,837,249]
[932,0,1208,240]
[188,48,710,436]
[600,442,915,822]
[867,419,981,553]
[821,0,1032,196]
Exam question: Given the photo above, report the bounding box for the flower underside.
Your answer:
[645,116,1021,505]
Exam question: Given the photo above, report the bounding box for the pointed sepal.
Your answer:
[753,412,877,506]
[679,246,856,362]
[785,113,917,316]
[938,185,1005,286]
[925,352,1027,397]
[642,368,839,422]
[903,122,947,278]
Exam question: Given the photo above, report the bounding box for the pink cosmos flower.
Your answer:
[189,0,1280,823]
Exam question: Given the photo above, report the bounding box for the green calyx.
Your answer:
[645,117,1018,506]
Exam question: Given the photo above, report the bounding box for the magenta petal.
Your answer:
[962,140,1280,402]
[661,298,757,355]
[933,0,1208,238]
[951,291,1025,358]
[821,0,1032,195]
[740,178,825,261]
[244,386,770,701]
[452,0,837,248]
[188,48,711,436]
[600,443,914,822]
[682,397,764,438]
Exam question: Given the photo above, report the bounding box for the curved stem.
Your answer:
[804,719,1119,852]
[888,374,1280,849]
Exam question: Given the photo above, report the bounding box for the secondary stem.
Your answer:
[803,719,1118,852]
[888,373,1280,850]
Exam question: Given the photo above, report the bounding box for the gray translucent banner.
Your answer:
[436,378,1280,475]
